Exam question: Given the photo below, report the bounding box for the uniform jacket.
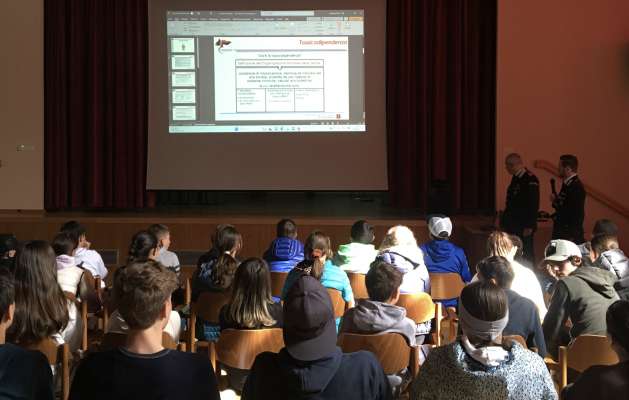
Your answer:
[502,169,540,231]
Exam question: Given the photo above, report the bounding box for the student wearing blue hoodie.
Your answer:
[263,219,304,273]
[420,216,471,308]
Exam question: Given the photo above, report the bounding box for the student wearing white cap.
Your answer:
[542,239,619,359]
[420,215,471,308]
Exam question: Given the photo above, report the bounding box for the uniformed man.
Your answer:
[501,153,539,263]
[551,154,586,244]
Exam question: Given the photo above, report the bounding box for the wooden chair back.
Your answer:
[270,272,289,298]
[429,273,465,301]
[558,334,619,390]
[26,339,70,400]
[337,332,419,377]
[327,288,347,318]
[347,272,369,299]
[396,292,435,323]
[214,328,284,371]
[188,290,231,352]
[503,335,527,349]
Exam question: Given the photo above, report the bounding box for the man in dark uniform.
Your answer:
[551,154,586,244]
[501,153,540,263]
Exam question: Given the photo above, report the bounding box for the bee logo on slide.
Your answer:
[215,38,232,53]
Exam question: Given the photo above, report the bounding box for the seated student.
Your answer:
[542,239,619,359]
[60,221,108,280]
[107,231,181,342]
[192,225,241,301]
[561,300,629,400]
[340,260,418,394]
[334,220,379,274]
[509,234,534,270]
[69,261,220,400]
[7,241,72,352]
[376,225,429,294]
[476,256,547,356]
[242,275,391,400]
[0,234,18,273]
[484,231,547,320]
[590,234,629,300]
[281,231,354,330]
[0,270,54,400]
[218,258,283,392]
[578,219,618,261]
[148,224,181,277]
[420,215,471,307]
[412,281,557,400]
[263,218,304,273]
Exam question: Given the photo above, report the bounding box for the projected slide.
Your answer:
[166,10,364,133]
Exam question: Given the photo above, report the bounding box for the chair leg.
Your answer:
[559,346,568,391]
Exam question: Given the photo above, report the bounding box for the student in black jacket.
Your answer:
[476,256,547,356]
[242,275,391,400]
[551,155,586,244]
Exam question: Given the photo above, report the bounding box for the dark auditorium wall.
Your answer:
[497,0,629,237]
[0,0,44,209]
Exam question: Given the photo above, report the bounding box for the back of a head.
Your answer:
[487,231,514,258]
[60,220,86,243]
[0,234,18,256]
[9,241,69,345]
[593,219,618,237]
[366,260,402,302]
[606,300,629,354]
[277,219,297,239]
[128,230,158,264]
[460,281,508,323]
[113,260,178,330]
[351,220,375,245]
[215,226,242,255]
[304,231,332,280]
[0,269,14,321]
[148,223,169,241]
[210,253,238,289]
[380,225,417,250]
[51,232,78,257]
[227,258,275,328]
[508,235,524,259]
[427,215,453,240]
[476,256,515,290]
[560,154,579,172]
[591,234,619,256]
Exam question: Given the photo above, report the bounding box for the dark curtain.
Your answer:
[44,0,148,209]
[44,0,496,212]
[386,0,496,212]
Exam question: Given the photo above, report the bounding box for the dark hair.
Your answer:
[351,220,375,245]
[148,224,170,240]
[0,269,14,320]
[209,253,238,290]
[560,154,579,172]
[214,226,242,255]
[113,260,178,330]
[593,219,618,237]
[127,230,159,264]
[304,231,333,280]
[607,300,629,353]
[59,220,87,243]
[0,234,18,255]
[508,235,524,259]
[460,281,508,322]
[277,219,297,239]
[366,260,402,302]
[226,258,276,328]
[476,256,515,289]
[591,235,619,256]
[51,232,78,257]
[7,241,69,346]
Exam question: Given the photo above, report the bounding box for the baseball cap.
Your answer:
[543,239,581,262]
[283,275,337,361]
[428,216,453,238]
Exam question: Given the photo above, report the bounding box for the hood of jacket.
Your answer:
[378,245,424,273]
[266,237,304,261]
[56,254,76,270]
[347,299,407,332]
[277,347,342,395]
[597,249,629,280]
[336,243,377,263]
[422,240,456,263]
[569,266,619,299]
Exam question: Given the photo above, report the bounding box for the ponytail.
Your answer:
[210,253,238,289]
